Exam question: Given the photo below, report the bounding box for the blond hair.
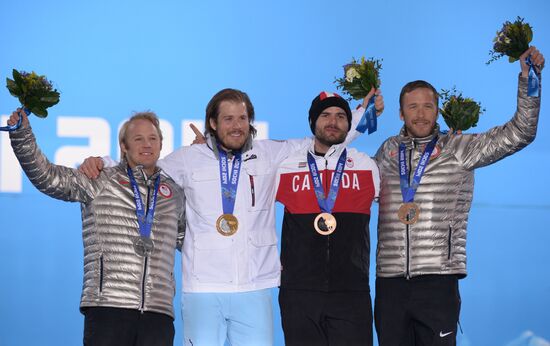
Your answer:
[118,111,163,147]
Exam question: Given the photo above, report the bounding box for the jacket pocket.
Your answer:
[248,230,279,282]
[448,225,453,260]
[99,255,104,293]
[244,161,273,212]
[188,169,220,216]
[192,233,234,283]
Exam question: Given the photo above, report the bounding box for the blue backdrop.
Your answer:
[1,1,549,345]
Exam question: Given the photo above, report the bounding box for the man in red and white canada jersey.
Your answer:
[276,91,380,346]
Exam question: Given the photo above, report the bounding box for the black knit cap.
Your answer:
[308,91,352,134]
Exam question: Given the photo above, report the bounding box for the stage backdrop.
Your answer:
[1,1,549,345]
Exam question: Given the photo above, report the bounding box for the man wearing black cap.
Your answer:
[275,91,381,345]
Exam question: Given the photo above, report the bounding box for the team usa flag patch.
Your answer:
[159,183,173,198]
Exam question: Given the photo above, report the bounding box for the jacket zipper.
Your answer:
[405,146,414,279]
[448,225,452,260]
[99,255,104,293]
[249,175,255,207]
[140,257,148,312]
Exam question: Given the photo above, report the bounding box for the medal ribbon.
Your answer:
[127,166,161,238]
[526,56,540,97]
[218,145,242,215]
[355,97,377,134]
[0,108,29,132]
[307,149,347,213]
[399,137,438,203]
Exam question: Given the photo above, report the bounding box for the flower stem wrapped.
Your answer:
[487,16,532,65]
[6,69,60,117]
[335,57,381,101]
[440,87,485,132]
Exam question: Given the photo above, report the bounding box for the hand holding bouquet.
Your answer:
[335,57,382,134]
[487,17,532,65]
[440,87,484,133]
[2,69,60,131]
[6,69,60,117]
[335,57,382,101]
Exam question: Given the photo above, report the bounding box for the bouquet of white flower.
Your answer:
[335,57,381,101]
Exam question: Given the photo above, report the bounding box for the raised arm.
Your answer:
[455,46,543,170]
[9,109,101,202]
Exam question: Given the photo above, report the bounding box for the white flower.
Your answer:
[345,67,361,82]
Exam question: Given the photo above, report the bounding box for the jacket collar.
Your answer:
[206,133,253,160]
[119,160,162,183]
[398,123,441,149]
[308,139,347,159]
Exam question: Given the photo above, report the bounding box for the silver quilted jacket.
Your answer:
[10,126,185,318]
[374,75,540,278]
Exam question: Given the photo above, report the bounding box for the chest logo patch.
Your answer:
[346,157,354,168]
[159,183,173,198]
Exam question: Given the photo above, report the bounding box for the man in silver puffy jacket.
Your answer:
[8,110,185,346]
[373,46,544,346]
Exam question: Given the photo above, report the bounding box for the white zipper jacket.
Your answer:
[160,136,311,292]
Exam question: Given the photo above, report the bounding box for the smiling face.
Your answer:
[400,87,439,138]
[120,118,162,176]
[209,100,250,151]
[313,106,349,154]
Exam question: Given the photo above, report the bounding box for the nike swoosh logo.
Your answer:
[439,331,453,338]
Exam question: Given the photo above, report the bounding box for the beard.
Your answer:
[315,127,347,148]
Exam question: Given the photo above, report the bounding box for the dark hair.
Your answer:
[399,80,439,110]
[204,88,257,138]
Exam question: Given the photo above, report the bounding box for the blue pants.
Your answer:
[182,289,274,346]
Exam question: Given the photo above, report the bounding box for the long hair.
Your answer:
[204,88,257,138]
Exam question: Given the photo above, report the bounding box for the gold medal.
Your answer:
[216,214,239,236]
[398,202,420,224]
[314,212,337,235]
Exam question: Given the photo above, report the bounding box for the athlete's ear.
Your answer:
[209,117,217,132]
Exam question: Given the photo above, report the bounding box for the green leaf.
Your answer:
[12,69,23,85]
[6,78,22,96]
[525,25,533,43]
[31,107,48,117]
[40,96,60,103]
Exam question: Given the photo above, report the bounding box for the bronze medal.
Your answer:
[314,212,337,236]
[216,214,239,236]
[398,202,420,224]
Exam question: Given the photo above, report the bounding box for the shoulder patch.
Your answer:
[159,183,173,198]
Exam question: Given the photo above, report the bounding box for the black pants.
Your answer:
[374,275,461,346]
[279,288,373,346]
[83,307,174,346]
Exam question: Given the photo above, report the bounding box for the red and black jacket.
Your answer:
[276,143,379,292]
